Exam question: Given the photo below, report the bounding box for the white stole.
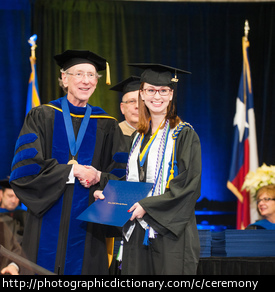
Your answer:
[124,126,174,241]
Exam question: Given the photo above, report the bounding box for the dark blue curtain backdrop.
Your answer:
[1,1,275,225]
[0,1,31,181]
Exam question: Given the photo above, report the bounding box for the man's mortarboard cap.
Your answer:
[54,50,107,71]
[128,63,191,86]
[110,76,141,94]
[54,50,111,84]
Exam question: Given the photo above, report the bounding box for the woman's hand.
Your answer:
[128,202,146,221]
[93,190,105,201]
[74,164,101,188]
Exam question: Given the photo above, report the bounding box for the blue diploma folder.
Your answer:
[77,180,153,227]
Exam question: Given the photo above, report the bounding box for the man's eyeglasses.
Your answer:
[121,100,138,105]
[257,197,275,204]
[142,88,172,96]
[67,72,98,80]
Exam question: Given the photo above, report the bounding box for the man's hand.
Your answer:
[1,264,19,275]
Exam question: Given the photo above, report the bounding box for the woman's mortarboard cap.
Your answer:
[110,76,141,95]
[128,63,191,86]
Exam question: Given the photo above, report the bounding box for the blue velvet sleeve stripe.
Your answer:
[10,164,41,182]
[14,133,38,152]
[112,152,129,163]
[110,168,126,178]
[11,148,38,169]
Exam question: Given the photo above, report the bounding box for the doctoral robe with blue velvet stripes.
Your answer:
[10,97,126,275]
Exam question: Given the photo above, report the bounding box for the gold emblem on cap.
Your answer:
[171,72,178,82]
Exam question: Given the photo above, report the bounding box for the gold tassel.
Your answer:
[105,237,114,268]
[106,62,111,85]
[166,169,174,189]
[166,140,176,189]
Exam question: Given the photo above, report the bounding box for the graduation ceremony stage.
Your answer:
[197,256,275,275]
[197,229,275,275]
[194,202,275,275]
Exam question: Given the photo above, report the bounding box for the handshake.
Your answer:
[73,164,101,188]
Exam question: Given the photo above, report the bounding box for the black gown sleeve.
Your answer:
[100,121,128,173]
[10,106,72,217]
[139,127,202,239]
[99,129,135,188]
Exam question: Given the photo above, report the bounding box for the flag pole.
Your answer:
[244,20,250,41]
[28,34,37,59]
[243,21,250,105]
[28,35,37,85]
[26,34,40,114]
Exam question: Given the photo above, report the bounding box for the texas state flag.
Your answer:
[227,36,259,230]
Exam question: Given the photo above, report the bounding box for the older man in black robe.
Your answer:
[10,50,126,275]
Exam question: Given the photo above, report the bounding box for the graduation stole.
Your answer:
[124,120,194,247]
[139,120,164,165]
[143,121,194,246]
[138,119,165,182]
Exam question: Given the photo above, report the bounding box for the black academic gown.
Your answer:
[121,126,201,275]
[10,97,127,275]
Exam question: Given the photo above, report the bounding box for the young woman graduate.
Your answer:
[96,63,202,275]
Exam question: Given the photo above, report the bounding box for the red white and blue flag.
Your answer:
[227,36,259,229]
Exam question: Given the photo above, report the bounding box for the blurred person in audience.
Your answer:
[0,177,24,275]
[0,180,19,211]
[246,184,275,230]
[0,177,25,244]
